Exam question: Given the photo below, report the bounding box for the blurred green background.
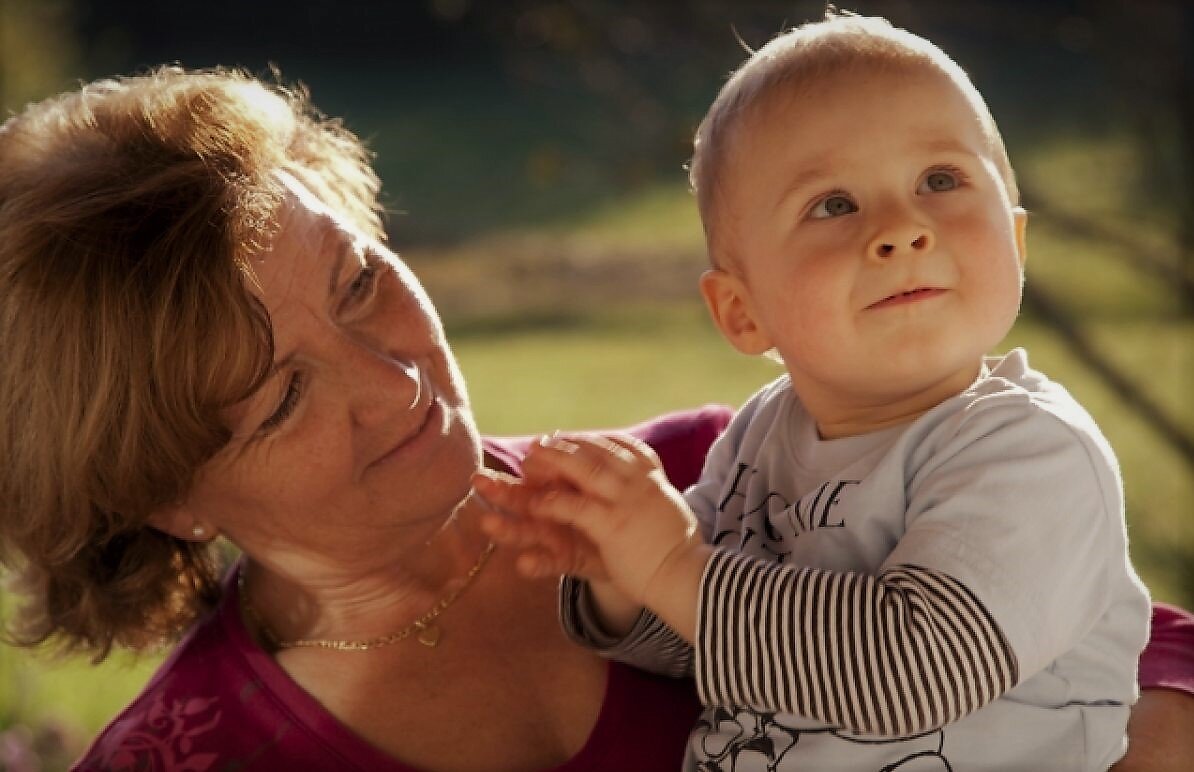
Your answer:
[1,0,1191,768]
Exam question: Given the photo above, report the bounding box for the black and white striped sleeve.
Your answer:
[697,550,1018,736]
[560,576,693,677]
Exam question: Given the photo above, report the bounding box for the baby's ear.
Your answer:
[1013,207,1028,269]
[699,269,773,356]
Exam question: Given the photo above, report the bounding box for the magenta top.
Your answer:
[73,406,1194,770]
[1139,602,1194,696]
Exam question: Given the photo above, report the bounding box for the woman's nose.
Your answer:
[343,343,423,426]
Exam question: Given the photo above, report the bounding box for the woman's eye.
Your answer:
[920,169,961,193]
[346,264,378,305]
[809,194,858,219]
[260,372,304,433]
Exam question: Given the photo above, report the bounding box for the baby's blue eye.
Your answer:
[921,171,959,192]
[810,194,858,219]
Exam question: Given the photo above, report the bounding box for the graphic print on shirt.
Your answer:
[690,707,951,772]
[697,462,957,771]
[710,462,860,563]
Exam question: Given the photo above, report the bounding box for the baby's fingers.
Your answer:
[513,547,561,579]
[479,503,555,551]
[520,486,617,543]
[523,435,638,502]
[603,433,664,471]
[472,468,538,517]
[514,541,608,581]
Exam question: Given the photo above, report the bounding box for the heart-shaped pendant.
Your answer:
[417,624,441,648]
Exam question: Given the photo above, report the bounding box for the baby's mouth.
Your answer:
[867,287,946,309]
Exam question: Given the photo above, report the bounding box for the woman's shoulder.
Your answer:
[618,405,734,489]
[1141,602,1194,695]
[72,601,254,770]
[72,570,377,771]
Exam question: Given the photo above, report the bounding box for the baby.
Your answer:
[476,12,1150,771]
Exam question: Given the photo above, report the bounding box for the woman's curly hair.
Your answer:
[0,66,383,660]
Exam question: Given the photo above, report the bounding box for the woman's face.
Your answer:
[181,173,481,574]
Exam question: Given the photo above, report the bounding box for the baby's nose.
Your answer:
[874,233,930,258]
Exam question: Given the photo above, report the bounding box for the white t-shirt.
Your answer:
[565,350,1150,771]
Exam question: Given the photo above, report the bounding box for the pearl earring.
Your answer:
[191,524,206,538]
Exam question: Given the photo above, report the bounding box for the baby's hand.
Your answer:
[479,433,699,605]
[473,466,608,581]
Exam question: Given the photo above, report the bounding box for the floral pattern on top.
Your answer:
[95,688,221,771]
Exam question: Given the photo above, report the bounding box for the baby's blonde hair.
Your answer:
[689,12,1019,266]
[0,66,382,660]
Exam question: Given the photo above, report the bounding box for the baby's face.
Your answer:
[718,65,1026,423]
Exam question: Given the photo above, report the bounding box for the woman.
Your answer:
[0,67,1190,771]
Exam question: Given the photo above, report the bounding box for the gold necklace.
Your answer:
[238,541,496,651]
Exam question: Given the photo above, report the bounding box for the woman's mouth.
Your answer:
[370,397,442,469]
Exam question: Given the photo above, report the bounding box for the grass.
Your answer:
[452,303,778,434]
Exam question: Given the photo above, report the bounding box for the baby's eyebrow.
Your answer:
[773,165,835,214]
[915,137,981,157]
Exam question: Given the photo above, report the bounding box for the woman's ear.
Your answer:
[149,502,217,542]
[699,268,773,356]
